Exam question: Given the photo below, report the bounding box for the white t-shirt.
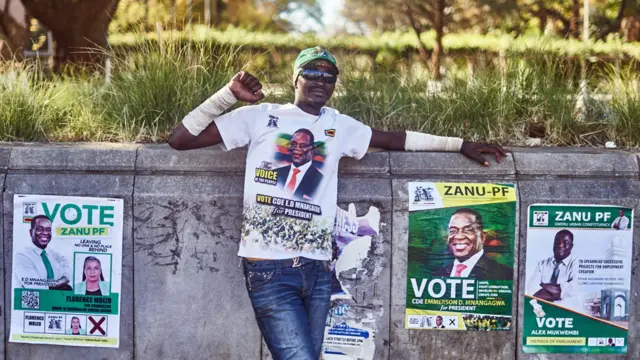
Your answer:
[214,103,372,260]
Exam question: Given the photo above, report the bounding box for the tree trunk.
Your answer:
[623,15,640,42]
[186,0,192,25]
[20,0,119,72]
[214,0,223,25]
[621,1,640,42]
[144,0,149,32]
[538,10,547,34]
[536,1,571,37]
[0,0,29,61]
[51,28,108,72]
[610,0,628,34]
[204,0,211,26]
[570,0,580,38]
[403,2,431,69]
[171,0,176,29]
[432,0,445,80]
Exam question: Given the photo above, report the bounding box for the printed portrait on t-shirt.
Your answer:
[273,128,325,201]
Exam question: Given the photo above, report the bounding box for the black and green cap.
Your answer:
[293,46,339,83]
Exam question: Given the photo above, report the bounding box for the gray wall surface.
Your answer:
[0,143,638,360]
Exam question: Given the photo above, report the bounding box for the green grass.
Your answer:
[1,40,639,147]
[108,25,640,60]
[329,56,594,146]
[97,41,242,141]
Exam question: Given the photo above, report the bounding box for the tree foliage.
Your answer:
[343,0,639,41]
[110,0,322,33]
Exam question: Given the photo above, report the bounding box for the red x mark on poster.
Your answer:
[89,316,106,335]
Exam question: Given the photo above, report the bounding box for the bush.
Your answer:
[0,39,639,147]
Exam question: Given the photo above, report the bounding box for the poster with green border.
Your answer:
[405,182,516,331]
[9,195,124,348]
[523,204,633,354]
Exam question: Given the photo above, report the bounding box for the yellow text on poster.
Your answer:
[55,226,110,236]
[435,183,516,208]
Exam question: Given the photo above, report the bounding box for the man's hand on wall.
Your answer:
[460,141,507,166]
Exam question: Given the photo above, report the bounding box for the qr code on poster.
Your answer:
[21,291,40,309]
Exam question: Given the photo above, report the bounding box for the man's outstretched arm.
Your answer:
[369,129,507,166]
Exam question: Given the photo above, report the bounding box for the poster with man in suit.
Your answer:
[523,204,632,355]
[405,182,516,331]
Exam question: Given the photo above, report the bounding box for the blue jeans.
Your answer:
[242,257,332,360]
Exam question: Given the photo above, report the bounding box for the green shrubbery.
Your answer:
[1,36,639,147]
[109,26,640,60]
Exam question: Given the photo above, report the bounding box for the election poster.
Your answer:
[405,182,516,331]
[322,204,379,360]
[523,204,633,354]
[10,194,124,348]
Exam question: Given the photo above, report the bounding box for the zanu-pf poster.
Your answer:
[523,204,633,354]
[9,195,124,347]
[405,182,516,331]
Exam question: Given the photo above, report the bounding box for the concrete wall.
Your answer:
[0,144,638,360]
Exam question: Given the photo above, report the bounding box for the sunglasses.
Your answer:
[299,69,337,84]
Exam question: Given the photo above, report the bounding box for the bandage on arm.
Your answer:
[181,85,237,136]
[404,131,464,152]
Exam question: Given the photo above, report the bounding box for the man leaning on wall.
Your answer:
[168,46,507,360]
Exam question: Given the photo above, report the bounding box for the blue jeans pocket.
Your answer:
[246,269,274,291]
[243,261,278,291]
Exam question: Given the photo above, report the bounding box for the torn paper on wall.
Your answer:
[323,303,376,360]
[322,204,381,360]
[331,204,380,300]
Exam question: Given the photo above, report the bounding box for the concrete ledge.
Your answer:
[9,143,138,172]
[517,178,640,201]
[136,145,390,175]
[339,151,389,175]
[136,145,247,173]
[135,174,244,196]
[512,147,639,178]
[338,178,392,202]
[2,145,640,179]
[390,151,516,178]
[0,145,13,172]
[5,173,134,195]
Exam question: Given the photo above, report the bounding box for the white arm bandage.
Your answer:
[181,85,238,136]
[404,131,464,152]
